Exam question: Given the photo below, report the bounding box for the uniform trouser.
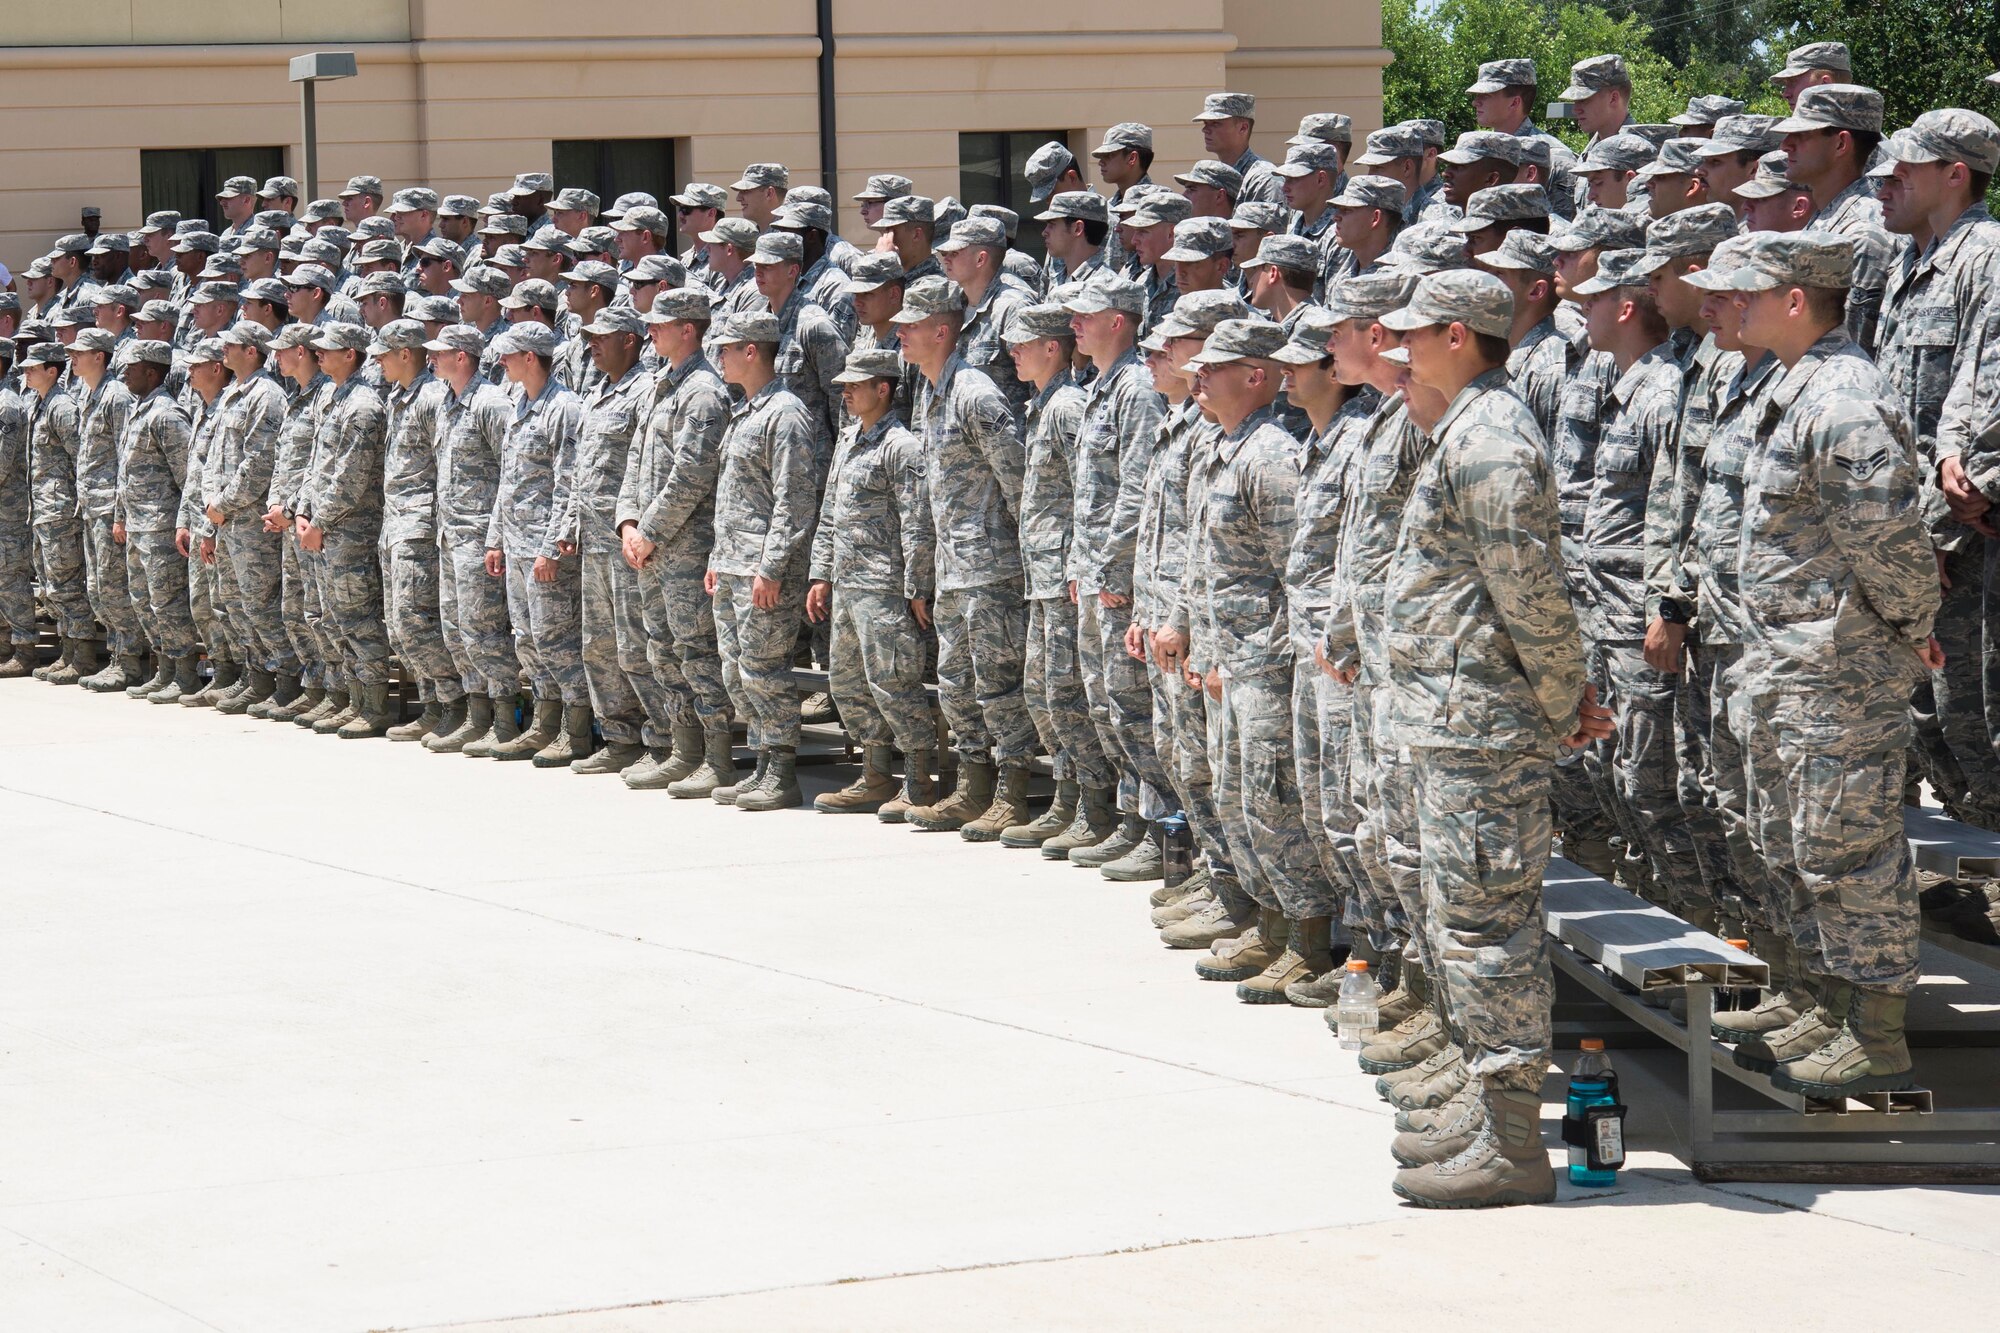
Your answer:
[502,554,586,704]
[642,560,728,729]
[1589,639,1710,917]
[1345,674,1404,945]
[1154,662,1249,907]
[1077,594,1172,818]
[934,582,1036,765]
[1296,657,1361,913]
[1025,595,1115,788]
[1934,538,2000,825]
[439,540,516,699]
[1215,669,1337,920]
[379,537,456,701]
[1371,678,1434,980]
[34,519,95,641]
[187,536,239,664]
[313,526,390,686]
[296,540,341,690]
[218,523,298,675]
[1196,680,1258,915]
[581,551,671,747]
[1703,643,1786,934]
[1413,744,1555,1092]
[0,519,31,647]
[1745,681,1921,995]
[713,568,806,749]
[280,533,327,688]
[827,586,933,756]
[1672,639,1739,928]
[125,529,197,658]
[84,519,142,655]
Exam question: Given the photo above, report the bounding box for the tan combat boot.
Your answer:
[179,658,237,707]
[1000,779,1077,848]
[1101,824,1165,881]
[532,703,593,767]
[1196,907,1289,982]
[337,682,395,738]
[737,746,802,811]
[311,686,359,732]
[572,735,645,774]
[1391,1075,1487,1166]
[491,698,559,761]
[426,695,488,753]
[1236,915,1335,1004]
[464,696,525,758]
[962,763,1033,842]
[151,654,204,705]
[1358,1004,1452,1075]
[1397,1068,1483,1133]
[1151,865,1209,909]
[81,651,141,693]
[127,653,172,698]
[710,748,766,806]
[1772,987,1914,1097]
[876,752,935,822]
[668,729,738,799]
[276,684,326,724]
[1040,785,1117,859]
[908,757,994,832]
[1392,1085,1556,1209]
[1159,891,1254,948]
[217,667,275,716]
[1711,927,1810,1043]
[627,723,705,790]
[1070,814,1143,868]
[386,698,444,741]
[1732,977,1851,1073]
[817,745,901,813]
[1384,1046,1469,1111]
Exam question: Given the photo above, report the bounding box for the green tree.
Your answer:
[1766,0,2000,127]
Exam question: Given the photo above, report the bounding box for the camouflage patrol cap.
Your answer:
[235,226,286,253]
[1886,108,2000,175]
[1467,58,1538,94]
[970,204,1021,238]
[47,305,90,328]
[1679,234,1759,291]
[1060,271,1147,318]
[138,210,183,235]
[216,175,259,199]
[86,232,132,257]
[1634,138,1705,183]
[1869,131,1907,179]
[213,320,271,353]
[1733,150,1810,199]
[1002,303,1077,344]
[935,217,1008,253]
[1272,143,1342,178]
[551,187,600,214]
[21,342,66,366]
[1671,94,1746,127]
[699,216,759,250]
[1091,123,1154,155]
[625,253,688,286]
[670,182,729,211]
[1161,217,1236,262]
[354,238,403,266]
[1173,159,1246,195]
[301,198,344,224]
[1331,174,1409,213]
[1288,112,1353,147]
[852,174,915,203]
[357,271,408,300]
[448,264,512,297]
[1353,123,1427,166]
[22,258,51,279]
[1386,221,1470,273]
[888,275,967,323]
[1570,247,1652,294]
[191,281,241,305]
[644,285,717,323]
[1154,289,1252,340]
[239,277,290,305]
[1185,318,1287,367]
[730,163,789,191]
[1449,183,1551,231]
[562,259,621,289]
[438,194,483,219]
[51,233,92,255]
[415,236,466,264]
[565,225,618,258]
[69,328,120,355]
[1773,83,1885,135]
[136,298,179,323]
[1381,268,1514,337]
[286,263,340,293]
[1194,92,1256,122]
[1440,130,1526,166]
[185,337,228,365]
[1774,41,1852,79]
[501,278,560,312]
[1561,54,1631,101]
[612,205,673,237]
[1708,229,1854,291]
[508,172,555,197]
[844,251,907,293]
[407,294,459,323]
[521,226,574,254]
[341,175,385,199]
[387,187,440,215]
[491,243,530,269]
[1632,202,1739,272]
[1409,119,1448,149]
[198,255,243,280]
[1579,133,1655,173]
[419,322,484,355]
[832,346,906,382]
[582,305,645,337]
[310,322,373,352]
[747,231,805,266]
[479,192,513,216]
[1695,114,1785,158]
[1549,204,1650,253]
[872,195,935,231]
[710,310,782,345]
[1631,123,1678,145]
[479,213,530,238]
[601,192,659,219]
[1127,192,1195,229]
[92,283,142,309]
[1226,200,1290,232]
[1026,142,1080,202]
[492,323,559,357]
[1239,233,1320,272]
[352,216,397,241]
[1271,306,1339,364]
[269,323,321,350]
[172,218,211,237]
[1477,228,1558,275]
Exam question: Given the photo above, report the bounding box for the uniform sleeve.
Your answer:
[1096,382,1164,595]
[761,401,820,579]
[1640,391,1691,622]
[313,395,386,531]
[970,381,1027,515]
[0,399,26,493]
[810,318,851,444]
[51,398,83,519]
[614,380,662,531]
[896,437,934,602]
[218,387,283,516]
[640,383,728,543]
[164,412,199,532]
[807,433,848,584]
[1817,396,1941,649]
[536,397,583,560]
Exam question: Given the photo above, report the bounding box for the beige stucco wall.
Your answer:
[0,1,1388,274]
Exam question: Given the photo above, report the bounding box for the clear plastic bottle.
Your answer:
[1335,959,1382,1051]
[1566,1039,1622,1187]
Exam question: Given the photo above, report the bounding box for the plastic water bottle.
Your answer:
[1566,1039,1623,1187]
[1335,960,1382,1051]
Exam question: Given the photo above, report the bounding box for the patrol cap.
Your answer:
[625,253,688,286]
[969,204,1021,239]
[669,182,729,211]
[422,323,488,355]
[480,213,530,239]
[1026,142,1080,202]
[129,270,174,292]
[386,187,440,215]
[1353,123,1427,166]
[1672,94,1746,127]
[710,310,782,345]
[1386,221,1470,274]
[138,210,183,235]
[1449,182,1551,231]
[601,192,659,220]
[1467,58,1537,94]
[252,175,298,203]
[521,226,573,254]
[309,322,373,352]
[85,232,132,257]
[853,174,915,203]
[1154,289,1252,341]
[565,225,618,258]
[405,294,457,323]
[440,263,505,297]
[491,243,529,269]
[237,226,287,253]
[286,263,340,293]
[22,258,51,280]
[363,317,421,354]
[1380,268,1514,337]
[1331,174,1409,213]
[492,323,560,357]
[832,346,906,383]
[1549,205,1650,253]
[69,327,121,355]
[1160,217,1236,262]
[551,187,600,214]
[1238,233,1319,272]
[1708,229,1854,291]
[612,205,673,237]
[582,305,645,337]
[352,215,397,241]
[1272,142,1343,178]
[1184,319,1287,368]
[935,217,1008,253]
[1886,108,2000,175]
[774,199,834,232]
[341,174,385,199]
[52,233,93,255]
[508,172,555,197]
[213,320,273,353]
[1774,83,1885,135]
[1060,271,1146,318]
[261,323,316,351]
[47,305,91,329]
[1194,92,1256,122]
[1288,112,1353,147]
[931,196,966,238]
[215,175,259,199]
[21,341,66,366]
[1175,159,1247,193]
[1440,131,1525,166]
[1695,114,1786,158]
[414,236,466,264]
[0,291,18,317]
[1561,54,1632,101]
[844,251,907,294]
[996,303,1070,345]
[644,286,716,323]
[1477,229,1559,275]
[92,283,142,309]
[1570,247,1652,294]
[730,163,789,191]
[562,259,621,290]
[1774,41,1852,80]
[357,271,408,299]
[1733,150,1810,199]
[240,277,290,305]
[356,237,405,265]
[747,231,806,266]
[1679,234,1759,291]
[190,281,241,305]
[1579,134,1655,173]
[1127,193,1195,229]
[438,194,483,219]
[1379,345,1410,367]
[1270,306,1339,365]
[1634,138,1705,184]
[300,198,344,224]
[888,275,967,323]
[185,337,231,365]
[1410,119,1448,149]
[1516,137,1555,173]
[198,256,242,280]
[136,298,180,323]
[499,277,559,312]
[1227,200,1290,232]
[1091,123,1154,155]
[1631,202,1738,272]
[1111,184,1165,216]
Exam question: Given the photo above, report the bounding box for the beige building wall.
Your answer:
[0,0,1387,274]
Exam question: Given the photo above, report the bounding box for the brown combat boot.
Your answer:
[532,703,593,767]
[877,754,936,823]
[491,698,559,761]
[908,757,994,832]
[961,763,1033,842]
[626,723,705,789]
[1772,987,1915,1098]
[386,698,445,741]
[464,696,525,758]
[1236,915,1337,1004]
[1000,779,1077,848]
[817,745,900,813]
[1040,784,1116,859]
[425,695,487,753]
[1733,977,1852,1073]
[1392,1075,1488,1165]
[1392,1086,1555,1209]
[669,729,738,799]
[737,746,802,811]
[1359,1006,1452,1075]
[217,667,275,715]
[1196,908,1289,982]
[337,682,395,738]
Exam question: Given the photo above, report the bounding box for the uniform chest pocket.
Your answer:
[1901,304,1957,348]
[514,423,555,462]
[1706,433,1748,481]
[1749,447,1809,497]
[1595,441,1649,479]
[1362,450,1400,495]
[774,342,806,380]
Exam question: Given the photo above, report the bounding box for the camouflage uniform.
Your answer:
[0,382,30,650]
[914,354,1036,765]
[1072,348,1172,814]
[203,371,296,673]
[1739,331,1937,994]
[1385,368,1585,1092]
[809,412,934,756]
[26,381,94,642]
[300,375,391,687]
[77,379,143,656]
[1812,175,1902,356]
[270,376,331,687]
[377,369,455,699]
[489,379,586,705]
[117,386,199,658]
[959,280,1033,419]
[769,287,850,468]
[181,397,238,665]
[1506,314,1566,444]
[616,352,733,730]
[711,380,818,749]
[435,377,518,698]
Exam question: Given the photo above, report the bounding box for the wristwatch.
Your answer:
[1657,598,1691,626]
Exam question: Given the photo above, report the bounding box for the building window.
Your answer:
[141,147,287,229]
[958,130,1071,260]
[552,138,678,249]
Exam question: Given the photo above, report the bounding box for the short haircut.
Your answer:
[1082,218,1110,247]
[1473,330,1512,365]
[1802,284,1849,324]
[1275,264,1318,296]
